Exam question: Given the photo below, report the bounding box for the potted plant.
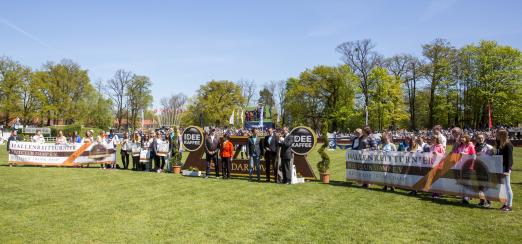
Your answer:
[169,157,183,174]
[182,167,202,177]
[317,126,330,184]
[173,162,183,174]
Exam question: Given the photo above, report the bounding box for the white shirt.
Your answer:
[437,133,447,149]
[32,135,45,144]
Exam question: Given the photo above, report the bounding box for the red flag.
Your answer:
[488,102,493,129]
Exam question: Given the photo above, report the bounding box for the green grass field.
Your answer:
[1,144,521,243]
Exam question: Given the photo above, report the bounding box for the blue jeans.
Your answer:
[506,172,513,207]
[249,155,260,180]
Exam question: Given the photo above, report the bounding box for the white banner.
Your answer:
[9,141,116,165]
[345,149,508,202]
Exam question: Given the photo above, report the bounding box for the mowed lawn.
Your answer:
[1,144,521,243]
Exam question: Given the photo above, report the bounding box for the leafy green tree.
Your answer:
[421,38,455,128]
[127,75,153,130]
[185,80,244,127]
[285,65,357,131]
[460,40,522,127]
[367,67,408,130]
[0,56,24,125]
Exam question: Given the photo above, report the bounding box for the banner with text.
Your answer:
[345,149,508,202]
[9,142,116,166]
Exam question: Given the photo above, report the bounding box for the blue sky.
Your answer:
[1,0,521,107]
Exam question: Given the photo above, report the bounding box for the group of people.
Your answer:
[203,127,295,184]
[349,125,514,212]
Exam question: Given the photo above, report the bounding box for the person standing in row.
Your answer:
[32,130,45,144]
[131,131,141,170]
[147,131,157,172]
[154,131,168,173]
[55,130,67,145]
[72,131,82,144]
[497,129,514,212]
[278,127,293,184]
[248,128,262,182]
[204,129,220,179]
[433,125,447,150]
[380,134,396,191]
[7,130,18,152]
[263,127,279,182]
[220,134,234,179]
[120,132,130,169]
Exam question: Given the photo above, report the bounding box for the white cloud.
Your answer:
[0,17,49,48]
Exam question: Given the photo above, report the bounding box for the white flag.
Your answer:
[229,110,235,125]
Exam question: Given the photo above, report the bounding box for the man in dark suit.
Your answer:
[278,127,294,184]
[204,128,220,178]
[262,127,278,182]
[248,128,262,181]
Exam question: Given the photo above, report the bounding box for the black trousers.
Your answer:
[221,157,231,178]
[205,153,219,177]
[121,150,129,169]
[147,152,155,172]
[132,156,139,170]
[264,151,277,182]
[281,158,292,184]
[154,155,166,170]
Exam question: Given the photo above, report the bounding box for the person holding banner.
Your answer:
[82,130,94,143]
[32,130,45,144]
[97,131,109,169]
[351,128,362,150]
[248,128,262,182]
[475,133,494,156]
[141,133,152,171]
[381,133,396,191]
[120,132,130,169]
[131,132,141,170]
[278,127,293,184]
[263,127,279,182]
[204,128,220,179]
[56,130,67,145]
[154,131,169,173]
[147,131,157,172]
[72,131,82,144]
[220,134,234,179]
[7,130,18,152]
[496,129,514,212]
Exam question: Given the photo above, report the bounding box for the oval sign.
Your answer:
[182,126,204,152]
[290,126,317,155]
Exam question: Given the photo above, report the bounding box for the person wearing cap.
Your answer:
[204,128,220,178]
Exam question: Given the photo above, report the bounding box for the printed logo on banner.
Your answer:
[457,158,492,191]
[89,144,111,160]
[182,126,204,152]
[290,126,317,155]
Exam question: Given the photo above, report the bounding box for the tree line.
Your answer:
[182,38,522,132]
[0,57,153,130]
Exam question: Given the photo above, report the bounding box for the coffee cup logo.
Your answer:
[182,126,204,152]
[290,126,317,155]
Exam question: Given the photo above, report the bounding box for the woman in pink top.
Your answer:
[457,134,476,158]
[431,136,446,156]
